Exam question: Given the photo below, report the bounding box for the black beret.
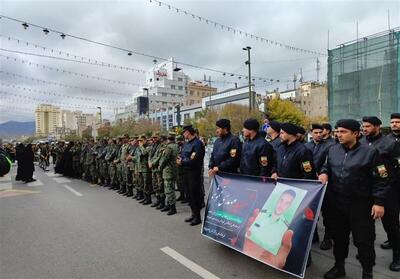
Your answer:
[322,123,332,131]
[243,118,260,131]
[311,123,324,131]
[362,116,382,126]
[216,119,230,129]
[297,126,306,135]
[269,121,281,133]
[336,119,360,132]
[391,113,400,119]
[182,124,195,134]
[281,123,299,135]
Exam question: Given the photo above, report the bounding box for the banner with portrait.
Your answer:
[201,173,326,278]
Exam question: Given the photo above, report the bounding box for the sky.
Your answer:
[0,0,399,123]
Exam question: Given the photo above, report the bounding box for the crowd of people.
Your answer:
[1,112,399,279]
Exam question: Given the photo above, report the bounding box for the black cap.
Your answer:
[362,116,382,126]
[311,123,324,131]
[281,123,299,135]
[322,123,332,132]
[216,118,230,129]
[391,113,400,119]
[182,124,195,134]
[269,121,281,133]
[336,119,360,132]
[243,118,260,131]
[297,126,306,135]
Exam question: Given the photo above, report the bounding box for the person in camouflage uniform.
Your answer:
[86,139,97,184]
[125,136,138,197]
[176,135,187,203]
[96,139,108,186]
[116,135,130,195]
[54,141,65,174]
[71,141,82,179]
[137,135,152,205]
[148,133,165,208]
[102,138,113,187]
[106,138,119,189]
[159,132,179,215]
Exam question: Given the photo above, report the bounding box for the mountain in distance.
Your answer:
[0,121,35,137]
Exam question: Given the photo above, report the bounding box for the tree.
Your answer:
[266,98,307,127]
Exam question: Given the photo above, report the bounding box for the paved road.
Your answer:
[0,165,397,279]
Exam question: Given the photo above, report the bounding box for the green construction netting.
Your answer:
[328,29,399,126]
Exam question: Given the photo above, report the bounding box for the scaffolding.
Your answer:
[328,28,400,126]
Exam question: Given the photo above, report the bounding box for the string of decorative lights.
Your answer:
[0,15,283,82]
[0,82,127,105]
[0,34,148,74]
[148,0,327,57]
[0,71,133,97]
[0,54,144,87]
[0,91,121,110]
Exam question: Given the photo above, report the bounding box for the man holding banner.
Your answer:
[319,119,389,279]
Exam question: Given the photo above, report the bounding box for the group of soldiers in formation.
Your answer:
[31,112,400,279]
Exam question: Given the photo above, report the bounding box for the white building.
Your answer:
[149,84,258,130]
[115,58,189,121]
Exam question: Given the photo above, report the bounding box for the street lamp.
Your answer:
[243,46,252,112]
[143,88,150,120]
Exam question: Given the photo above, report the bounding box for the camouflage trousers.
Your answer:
[152,170,164,198]
[138,172,151,194]
[164,179,176,205]
[72,160,82,178]
[109,163,118,185]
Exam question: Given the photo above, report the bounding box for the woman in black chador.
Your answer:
[62,141,74,177]
[21,144,35,183]
[15,143,25,181]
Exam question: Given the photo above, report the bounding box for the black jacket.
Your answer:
[209,132,241,173]
[320,142,389,206]
[276,140,315,179]
[240,133,275,177]
[304,139,334,173]
[181,137,205,171]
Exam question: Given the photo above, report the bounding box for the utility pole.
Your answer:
[293,73,297,90]
[97,106,102,125]
[243,46,252,112]
[316,58,320,83]
[143,88,150,121]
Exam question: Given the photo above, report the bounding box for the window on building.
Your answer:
[149,78,152,82]
[189,90,194,95]
[171,85,176,89]
[178,77,183,81]
[178,86,183,90]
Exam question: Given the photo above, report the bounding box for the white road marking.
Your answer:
[54,177,72,184]
[25,180,44,187]
[45,172,62,177]
[63,184,83,197]
[160,246,220,279]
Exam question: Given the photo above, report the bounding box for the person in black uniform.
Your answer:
[272,123,315,180]
[361,115,400,271]
[209,119,241,176]
[322,123,336,145]
[266,120,281,151]
[239,118,275,177]
[319,119,389,279]
[177,125,205,226]
[305,123,334,250]
[271,122,315,267]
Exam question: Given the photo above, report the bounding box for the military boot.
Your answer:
[151,197,160,207]
[137,190,144,201]
[118,183,127,194]
[160,204,170,212]
[390,250,400,271]
[190,213,202,226]
[143,193,152,205]
[156,198,165,210]
[362,270,373,279]
[132,189,138,199]
[324,263,346,279]
[167,204,177,216]
[126,185,133,197]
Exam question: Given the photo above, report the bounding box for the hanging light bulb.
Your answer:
[127,52,132,56]
[22,23,29,29]
[60,33,66,39]
[43,28,50,35]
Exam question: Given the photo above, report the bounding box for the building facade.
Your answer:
[328,29,399,125]
[185,81,218,106]
[35,104,61,137]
